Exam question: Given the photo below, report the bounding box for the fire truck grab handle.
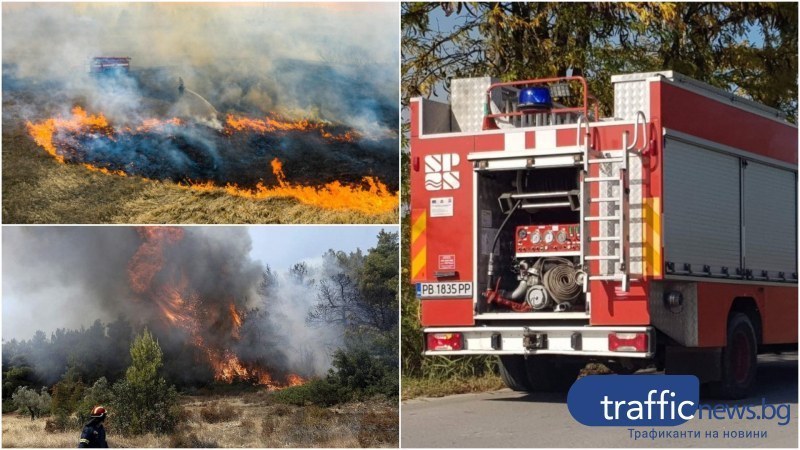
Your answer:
[626,111,648,153]
[577,115,590,148]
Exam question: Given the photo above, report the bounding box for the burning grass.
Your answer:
[2,394,398,448]
[17,106,398,220]
[2,122,396,224]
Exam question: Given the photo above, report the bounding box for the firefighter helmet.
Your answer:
[90,406,107,419]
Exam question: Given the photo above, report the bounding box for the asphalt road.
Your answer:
[401,353,797,448]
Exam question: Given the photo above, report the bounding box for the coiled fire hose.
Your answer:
[540,258,582,303]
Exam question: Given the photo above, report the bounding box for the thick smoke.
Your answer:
[3,3,398,188]
[2,227,343,383]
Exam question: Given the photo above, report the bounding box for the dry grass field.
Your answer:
[2,393,398,448]
[1,124,398,224]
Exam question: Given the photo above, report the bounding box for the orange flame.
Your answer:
[203,158,397,215]
[26,107,397,215]
[224,113,360,142]
[126,227,304,389]
[286,374,305,387]
[26,107,111,163]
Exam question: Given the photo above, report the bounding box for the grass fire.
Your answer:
[3,3,399,224]
[2,226,400,447]
[25,107,397,216]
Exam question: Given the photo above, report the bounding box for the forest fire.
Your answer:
[25,107,398,215]
[126,226,303,389]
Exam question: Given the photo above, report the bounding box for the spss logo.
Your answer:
[425,154,460,190]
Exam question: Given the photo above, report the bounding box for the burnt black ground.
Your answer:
[2,59,399,224]
[57,125,398,190]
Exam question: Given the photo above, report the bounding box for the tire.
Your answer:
[498,355,533,391]
[708,313,757,399]
[526,356,582,393]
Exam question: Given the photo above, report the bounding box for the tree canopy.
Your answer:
[402,2,797,120]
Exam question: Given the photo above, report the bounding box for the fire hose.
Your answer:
[541,258,582,303]
[486,199,522,290]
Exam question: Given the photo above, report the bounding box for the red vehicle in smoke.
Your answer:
[409,71,797,398]
[88,56,131,75]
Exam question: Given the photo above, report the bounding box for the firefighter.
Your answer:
[78,406,109,448]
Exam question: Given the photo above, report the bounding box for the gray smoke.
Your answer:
[2,226,343,380]
[2,3,398,136]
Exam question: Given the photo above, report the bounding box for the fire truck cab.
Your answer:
[409,71,797,398]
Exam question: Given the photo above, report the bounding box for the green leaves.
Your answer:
[125,329,163,386]
[112,330,180,436]
[401,2,797,121]
[11,386,51,420]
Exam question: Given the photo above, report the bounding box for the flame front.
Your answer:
[209,158,397,214]
[26,107,110,163]
[224,113,360,142]
[26,107,398,215]
[126,226,303,388]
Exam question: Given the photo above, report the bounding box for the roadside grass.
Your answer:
[2,126,397,224]
[402,374,506,400]
[401,361,618,400]
[2,394,398,448]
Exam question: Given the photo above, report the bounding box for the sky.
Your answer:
[248,225,391,271]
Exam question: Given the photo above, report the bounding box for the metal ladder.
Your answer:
[579,112,647,292]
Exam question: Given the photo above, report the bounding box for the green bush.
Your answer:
[272,378,340,407]
[111,377,181,435]
[76,377,114,424]
[274,344,398,407]
[2,400,19,414]
[3,366,37,401]
[51,368,85,416]
[12,386,51,420]
[44,412,76,433]
[110,330,181,436]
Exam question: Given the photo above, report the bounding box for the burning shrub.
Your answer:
[110,330,180,436]
[272,378,340,407]
[274,345,398,407]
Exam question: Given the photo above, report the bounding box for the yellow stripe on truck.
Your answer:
[411,245,427,280]
[643,197,662,278]
[411,212,426,242]
[410,209,427,282]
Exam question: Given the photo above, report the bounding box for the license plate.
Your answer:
[416,282,473,299]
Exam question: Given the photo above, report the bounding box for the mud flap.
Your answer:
[665,346,722,383]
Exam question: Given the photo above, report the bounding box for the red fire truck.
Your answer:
[409,71,797,398]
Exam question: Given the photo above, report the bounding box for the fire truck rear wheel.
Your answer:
[708,313,757,399]
[525,356,582,392]
[498,355,532,391]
